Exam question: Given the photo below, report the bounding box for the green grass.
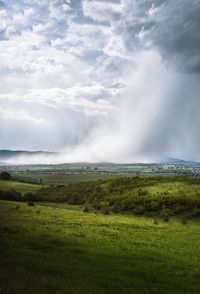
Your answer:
[12,171,124,185]
[1,200,200,294]
[0,180,44,195]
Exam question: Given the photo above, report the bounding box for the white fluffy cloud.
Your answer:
[82,0,122,23]
[0,0,127,155]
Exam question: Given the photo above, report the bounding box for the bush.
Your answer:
[0,189,21,201]
[83,206,90,213]
[134,205,145,215]
[138,189,149,196]
[23,193,35,202]
[153,218,159,225]
[190,208,200,218]
[0,171,11,181]
[160,209,170,222]
[181,218,188,225]
[103,208,110,215]
[27,202,35,207]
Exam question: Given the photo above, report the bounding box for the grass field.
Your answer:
[0,180,44,195]
[12,171,124,185]
[1,200,200,294]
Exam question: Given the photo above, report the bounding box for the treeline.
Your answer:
[1,176,200,218]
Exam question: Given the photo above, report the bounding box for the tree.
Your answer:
[0,171,12,181]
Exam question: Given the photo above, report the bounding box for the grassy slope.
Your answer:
[1,200,200,294]
[33,177,200,218]
[0,180,44,195]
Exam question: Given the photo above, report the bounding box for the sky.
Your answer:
[0,0,200,163]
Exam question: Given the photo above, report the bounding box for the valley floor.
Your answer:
[0,200,200,294]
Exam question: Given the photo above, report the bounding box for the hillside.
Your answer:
[35,177,200,219]
[0,150,57,163]
[0,200,200,294]
[1,176,200,219]
[0,180,44,195]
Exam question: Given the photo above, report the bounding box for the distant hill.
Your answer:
[160,157,200,166]
[0,150,57,164]
[0,150,199,166]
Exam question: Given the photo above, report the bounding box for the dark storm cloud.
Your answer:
[122,0,200,73]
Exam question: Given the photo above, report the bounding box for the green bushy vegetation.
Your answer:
[0,189,22,201]
[1,200,200,294]
[1,176,200,219]
[0,171,11,180]
[34,176,200,218]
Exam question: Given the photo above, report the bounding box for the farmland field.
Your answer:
[4,161,200,186]
[11,171,125,185]
[1,200,200,294]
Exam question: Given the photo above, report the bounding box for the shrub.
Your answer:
[0,189,21,201]
[153,218,159,225]
[181,218,188,225]
[134,205,145,215]
[103,208,110,215]
[190,208,200,218]
[160,209,170,222]
[138,189,149,196]
[0,171,11,181]
[23,193,35,202]
[83,206,90,213]
[27,202,35,207]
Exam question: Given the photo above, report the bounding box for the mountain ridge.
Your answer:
[0,150,57,161]
[0,150,199,166]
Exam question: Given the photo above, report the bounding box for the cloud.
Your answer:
[0,31,89,92]
[55,22,112,58]
[120,0,200,72]
[82,0,122,23]
[1,0,200,163]
[58,50,200,163]
[0,86,118,151]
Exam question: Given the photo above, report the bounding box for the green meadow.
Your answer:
[1,200,200,294]
[1,176,200,293]
[0,180,43,195]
